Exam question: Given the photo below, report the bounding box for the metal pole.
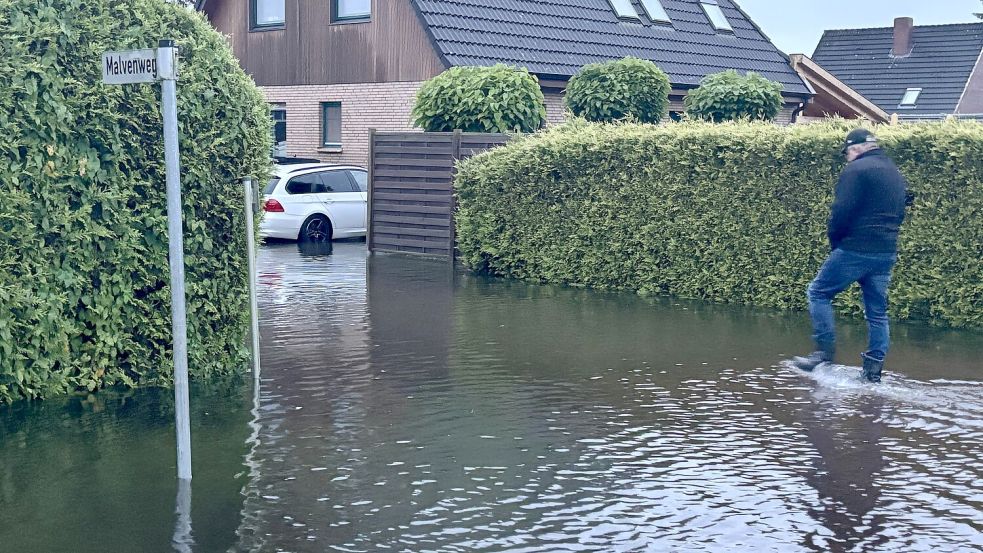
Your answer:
[159,39,192,481]
[243,178,261,380]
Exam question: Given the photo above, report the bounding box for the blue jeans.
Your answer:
[807,249,897,361]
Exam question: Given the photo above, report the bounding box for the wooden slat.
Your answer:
[375,226,451,238]
[372,214,450,227]
[374,203,452,215]
[372,169,453,179]
[373,146,455,155]
[374,236,451,250]
[373,157,452,168]
[372,180,452,191]
[372,191,451,203]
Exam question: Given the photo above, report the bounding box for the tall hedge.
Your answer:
[411,65,547,133]
[455,121,983,328]
[0,0,272,403]
[565,57,671,124]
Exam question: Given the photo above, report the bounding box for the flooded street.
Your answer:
[2,241,981,552]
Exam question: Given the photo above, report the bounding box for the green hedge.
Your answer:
[411,65,546,133]
[455,120,983,328]
[684,70,784,122]
[564,57,671,124]
[0,0,272,403]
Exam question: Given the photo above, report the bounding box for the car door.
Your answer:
[346,169,368,230]
[282,172,323,219]
[315,169,363,233]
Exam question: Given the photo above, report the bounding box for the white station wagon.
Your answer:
[261,163,368,242]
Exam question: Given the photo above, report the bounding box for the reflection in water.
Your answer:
[234,242,982,552]
[172,479,194,553]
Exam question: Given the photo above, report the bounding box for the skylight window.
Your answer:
[900,88,922,106]
[701,0,733,32]
[640,0,672,23]
[608,0,640,20]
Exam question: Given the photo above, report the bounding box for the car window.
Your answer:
[319,170,356,193]
[348,170,367,192]
[285,173,320,195]
[263,178,280,195]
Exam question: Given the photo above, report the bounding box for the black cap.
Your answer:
[842,128,877,154]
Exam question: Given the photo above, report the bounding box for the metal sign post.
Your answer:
[243,177,261,381]
[102,39,192,481]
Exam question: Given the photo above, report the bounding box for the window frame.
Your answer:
[639,0,672,24]
[899,88,922,107]
[607,0,641,21]
[320,102,343,150]
[332,0,372,23]
[700,0,733,33]
[250,0,286,31]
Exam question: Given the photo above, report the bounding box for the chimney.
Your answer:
[892,17,914,57]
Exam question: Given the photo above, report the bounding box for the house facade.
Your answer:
[198,0,812,166]
[813,18,983,121]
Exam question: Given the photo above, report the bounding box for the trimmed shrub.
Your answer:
[684,70,784,122]
[565,57,671,124]
[455,120,983,328]
[411,65,547,133]
[0,0,272,403]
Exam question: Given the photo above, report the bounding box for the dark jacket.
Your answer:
[828,149,908,253]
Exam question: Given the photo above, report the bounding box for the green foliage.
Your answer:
[0,0,272,403]
[564,57,671,124]
[455,120,983,328]
[411,65,547,133]
[684,70,784,122]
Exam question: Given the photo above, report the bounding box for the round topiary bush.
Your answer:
[564,57,671,124]
[411,65,547,133]
[684,70,784,122]
[0,0,273,403]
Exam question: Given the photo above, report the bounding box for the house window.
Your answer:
[333,0,371,22]
[701,1,733,32]
[607,0,640,20]
[640,0,671,24]
[252,0,285,29]
[271,104,287,157]
[900,88,922,106]
[321,102,342,148]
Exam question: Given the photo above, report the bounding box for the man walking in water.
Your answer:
[793,129,909,383]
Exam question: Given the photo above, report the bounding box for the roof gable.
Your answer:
[812,22,983,117]
[409,0,810,95]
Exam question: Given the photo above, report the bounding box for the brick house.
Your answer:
[196,0,812,166]
[813,17,983,121]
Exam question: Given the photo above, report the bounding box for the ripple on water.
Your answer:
[233,243,983,552]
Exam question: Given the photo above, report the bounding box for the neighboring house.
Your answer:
[813,17,983,121]
[197,0,811,165]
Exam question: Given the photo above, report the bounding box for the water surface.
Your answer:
[1,241,981,552]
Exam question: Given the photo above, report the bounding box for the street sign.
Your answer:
[102,41,192,481]
[102,48,158,84]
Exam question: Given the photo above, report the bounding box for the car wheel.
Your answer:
[299,215,332,242]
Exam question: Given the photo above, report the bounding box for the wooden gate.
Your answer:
[367,130,509,258]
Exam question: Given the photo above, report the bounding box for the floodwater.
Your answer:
[1,241,981,552]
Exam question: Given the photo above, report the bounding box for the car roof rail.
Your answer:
[274,156,323,165]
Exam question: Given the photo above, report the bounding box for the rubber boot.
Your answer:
[792,342,835,372]
[861,353,884,383]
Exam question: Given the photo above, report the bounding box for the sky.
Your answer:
[737,0,982,55]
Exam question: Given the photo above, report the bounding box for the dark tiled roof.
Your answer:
[409,0,811,96]
[812,23,983,117]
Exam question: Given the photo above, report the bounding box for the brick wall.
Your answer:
[543,91,568,126]
[262,81,425,167]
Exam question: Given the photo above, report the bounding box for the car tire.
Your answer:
[299,214,333,243]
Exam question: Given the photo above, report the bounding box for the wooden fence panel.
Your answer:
[368,130,510,259]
